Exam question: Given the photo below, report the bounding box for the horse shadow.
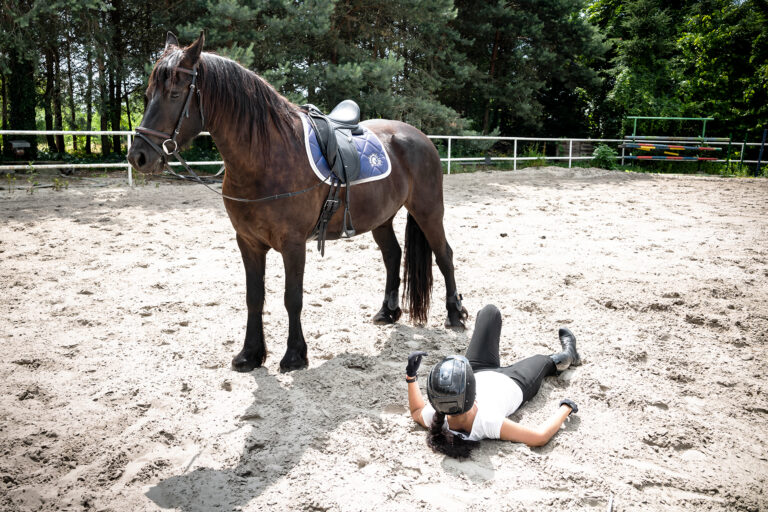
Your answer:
[145,320,578,510]
[145,322,477,510]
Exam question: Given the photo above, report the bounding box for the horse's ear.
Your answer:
[165,32,179,51]
[184,31,205,65]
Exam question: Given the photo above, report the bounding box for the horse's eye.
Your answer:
[170,92,181,100]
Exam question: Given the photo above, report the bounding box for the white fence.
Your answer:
[0,130,764,186]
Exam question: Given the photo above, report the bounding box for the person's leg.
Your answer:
[495,355,556,402]
[465,304,502,371]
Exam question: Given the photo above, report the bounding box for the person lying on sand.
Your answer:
[405,304,581,458]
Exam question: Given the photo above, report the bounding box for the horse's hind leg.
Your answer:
[406,209,468,329]
[232,235,269,372]
[371,217,403,324]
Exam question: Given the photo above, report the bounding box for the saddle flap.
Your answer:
[333,128,361,183]
[307,111,360,184]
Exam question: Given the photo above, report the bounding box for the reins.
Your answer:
[135,64,328,204]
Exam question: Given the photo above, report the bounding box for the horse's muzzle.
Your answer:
[127,143,160,174]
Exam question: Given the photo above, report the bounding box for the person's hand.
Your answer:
[406,351,428,378]
[559,398,578,415]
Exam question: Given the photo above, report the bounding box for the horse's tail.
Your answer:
[402,213,433,325]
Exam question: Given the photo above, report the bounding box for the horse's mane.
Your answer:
[148,48,300,147]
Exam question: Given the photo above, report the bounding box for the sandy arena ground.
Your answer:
[1,167,767,511]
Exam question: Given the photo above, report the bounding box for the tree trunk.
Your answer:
[7,46,38,159]
[112,72,123,152]
[111,0,123,153]
[65,21,79,151]
[53,47,66,153]
[482,29,501,135]
[1,71,6,130]
[43,49,57,151]
[0,71,6,156]
[108,66,118,153]
[85,46,93,155]
[96,47,111,155]
[123,82,132,132]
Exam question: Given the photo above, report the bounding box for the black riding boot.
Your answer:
[549,327,582,372]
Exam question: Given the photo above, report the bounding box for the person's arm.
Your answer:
[499,404,574,446]
[408,378,427,427]
[405,351,428,427]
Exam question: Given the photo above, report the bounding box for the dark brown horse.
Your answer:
[127,33,467,372]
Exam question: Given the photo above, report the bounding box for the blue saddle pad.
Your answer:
[301,113,391,186]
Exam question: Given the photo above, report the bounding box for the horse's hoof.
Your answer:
[373,303,402,325]
[279,352,309,373]
[444,306,469,330]
[231,349,266,372]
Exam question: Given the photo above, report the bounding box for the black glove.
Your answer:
[559,398,578,414]
[406,351,428,378]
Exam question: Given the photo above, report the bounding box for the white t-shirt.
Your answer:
[421,370,524,441]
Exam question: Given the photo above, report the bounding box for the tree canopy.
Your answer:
[1,0,765,158]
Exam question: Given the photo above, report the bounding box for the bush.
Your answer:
[592,144,618,170]
[519,144,547,168]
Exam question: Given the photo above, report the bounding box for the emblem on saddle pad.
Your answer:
[368,153,383,168]
[301,113,392,186]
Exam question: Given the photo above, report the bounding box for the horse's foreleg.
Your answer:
[279,243,309,372]
[371,218,403,324]
[232,235,269,372]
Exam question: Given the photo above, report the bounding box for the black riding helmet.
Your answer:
[426,355,476,415]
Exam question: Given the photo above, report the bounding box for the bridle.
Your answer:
[135,65,204,162]
[134,64,327,203]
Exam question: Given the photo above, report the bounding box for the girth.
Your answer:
[303,100,364,256]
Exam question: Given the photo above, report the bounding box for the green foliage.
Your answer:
[677,0,768,133]
[179,0,468,132]
[587,0,767,138]
[592,144,618,169]
[52,177,69,191]
[25,169,38,194]
[1,0,766,159]
[4,173,18,194]
[445,0,608,137]
[519,145,548,168]
[132,170,147,186]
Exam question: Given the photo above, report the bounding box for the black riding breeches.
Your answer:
[465,304,557,402]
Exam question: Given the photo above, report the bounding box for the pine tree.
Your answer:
[178,0,470,133]
[446,0,606,136]
[1,0,40,158]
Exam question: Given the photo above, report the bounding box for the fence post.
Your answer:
[513,138,517,171]
[447,137,452,175]
[126,133,133,187]
[757,128,767,177]
[739,140,745,166]
[568,140,573,168]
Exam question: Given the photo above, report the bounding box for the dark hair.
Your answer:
[426,411,480,459]
[148,48,299,149]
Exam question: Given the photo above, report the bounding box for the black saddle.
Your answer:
[328,99,361,125]
[303,100,365,255]
[304,100,363,184]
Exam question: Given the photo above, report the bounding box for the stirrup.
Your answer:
[341,206,356,238]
